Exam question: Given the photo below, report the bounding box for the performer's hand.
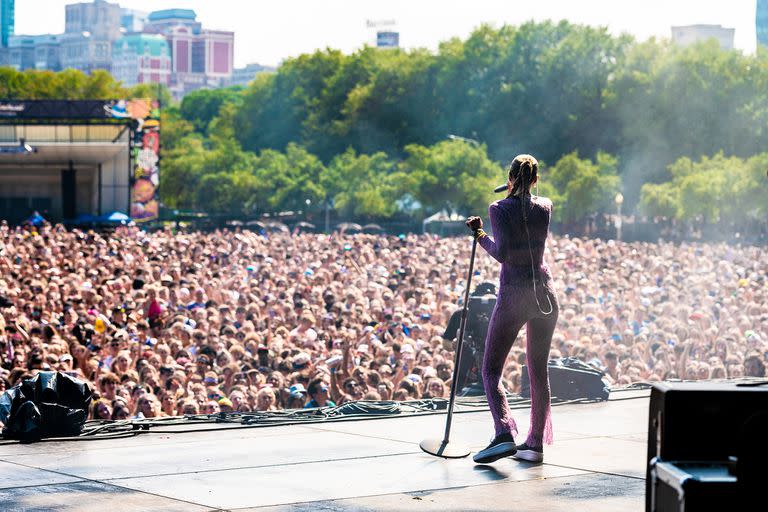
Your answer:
[465,216,483,232]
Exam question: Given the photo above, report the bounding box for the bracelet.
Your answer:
[474,229,487,240]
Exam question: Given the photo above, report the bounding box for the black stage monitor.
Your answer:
[645,381,768,511]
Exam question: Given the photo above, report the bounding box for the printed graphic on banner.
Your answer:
[107,99,160,222]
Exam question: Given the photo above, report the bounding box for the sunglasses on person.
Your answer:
[345,381,359,389]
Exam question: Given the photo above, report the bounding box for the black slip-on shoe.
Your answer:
[512,442,544,463]
[473,433,517,464]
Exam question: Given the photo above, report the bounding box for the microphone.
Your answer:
[493,184,507,193]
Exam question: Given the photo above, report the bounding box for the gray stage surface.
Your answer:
[0,389,650,511]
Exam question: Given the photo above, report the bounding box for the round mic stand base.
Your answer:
[419,438,471,458]
[419,236,479,460]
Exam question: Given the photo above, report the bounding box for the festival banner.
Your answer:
[106,99,161,222]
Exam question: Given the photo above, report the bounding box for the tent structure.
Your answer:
[245,220,266,230]
[294,221,317,232]
[100,211,131,224]
[362,223,384,233]
[422,210,467,236]
[69,211,132,226]
[264,220,289,233]
[337,222,362,234]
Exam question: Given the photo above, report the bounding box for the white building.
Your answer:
[229,63,274,87]
[65,0,122,41]
[120,8,147,34]
[671,24,735,50]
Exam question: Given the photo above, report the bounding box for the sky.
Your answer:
[15,1,760,68]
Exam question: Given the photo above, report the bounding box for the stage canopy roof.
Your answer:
[0,124,128,166]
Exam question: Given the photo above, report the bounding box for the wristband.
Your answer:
[474,229,487,240]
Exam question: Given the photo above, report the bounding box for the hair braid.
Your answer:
[508,155,552,316]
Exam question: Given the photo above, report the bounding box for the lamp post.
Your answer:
[324,194,331,234]
[615,192,624,241]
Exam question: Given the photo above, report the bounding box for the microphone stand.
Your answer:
[420,234,478,458]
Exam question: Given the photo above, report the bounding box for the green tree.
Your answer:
[160,133,207,210]
[128,83,174,106]
[251,143,326,213]
[638,183,678,219]
[641,152,768,225]
[320,48,438,159]
[320,148,408,218]
[195,170,261,215]
[0,68,127,99]
[160,106,194,153]
[162,104,259,213]
[548,151,620,227]
[734,153,768,220]
[180,86,243,134]
[234,49,343,154]
[610,39,768,209]
[402,139,500,215]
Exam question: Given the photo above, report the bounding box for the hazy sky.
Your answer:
[15,1,760,67]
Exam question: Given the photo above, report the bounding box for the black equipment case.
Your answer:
[645,382,768,511]
[648,460,739,511]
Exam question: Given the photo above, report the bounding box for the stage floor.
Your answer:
[0,389,649,511]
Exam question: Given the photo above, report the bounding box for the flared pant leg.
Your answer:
[481,284,558,445]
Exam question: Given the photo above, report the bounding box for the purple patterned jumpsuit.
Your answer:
[477,195,559,447]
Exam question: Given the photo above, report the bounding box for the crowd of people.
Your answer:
[0,220,766,422]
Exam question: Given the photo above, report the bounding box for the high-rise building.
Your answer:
[34,35,61,70]
[5,34,35,70]
[65,0,121,41]
[120,8,147,34]
[671,24,735,50]
[144,9,201,35]
[366,20,399,50]
[758,0,768,48]
[146,9,233,98]
[376,31,399,49]
[112,33,171,86]
[2,34,59,71]
[1,0,14,47]
[60,31,112,73]
[61,0,121,73]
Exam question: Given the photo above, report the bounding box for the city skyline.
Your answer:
[14,0,761,68]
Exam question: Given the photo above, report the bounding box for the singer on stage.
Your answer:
[467,154,559,464]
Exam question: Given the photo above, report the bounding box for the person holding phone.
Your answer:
[466,154,559,464]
